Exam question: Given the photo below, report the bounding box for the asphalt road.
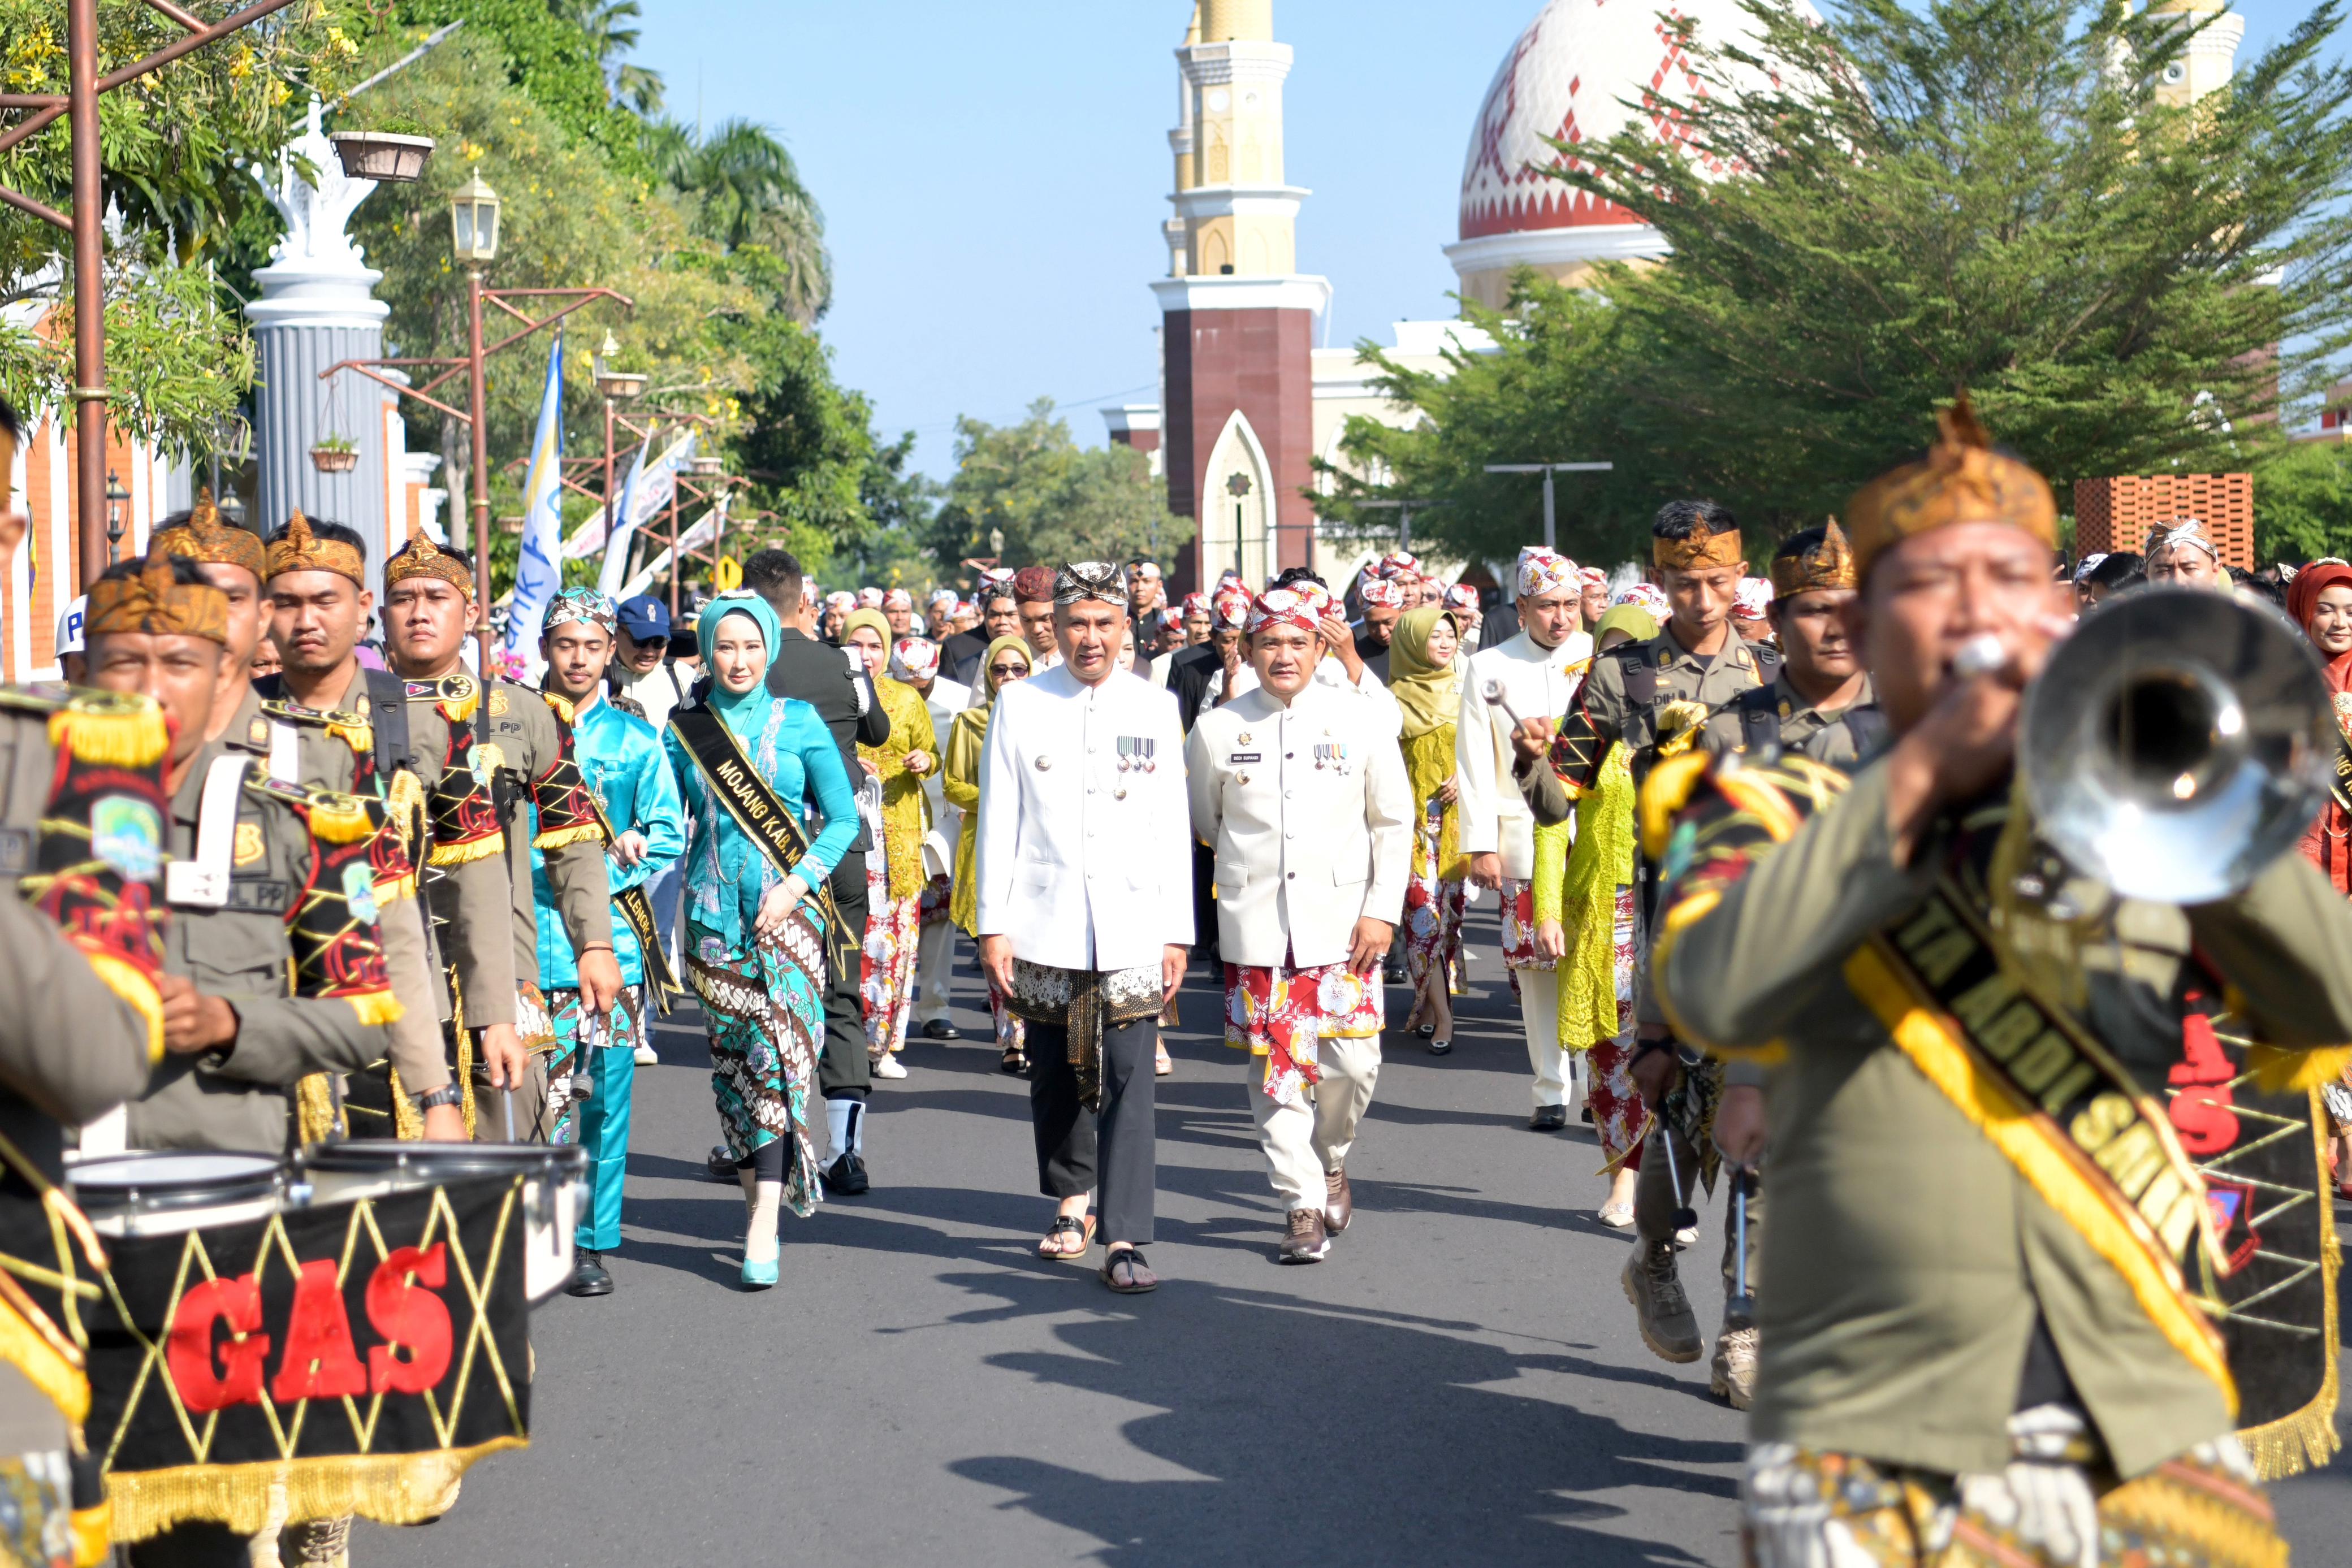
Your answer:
[362,906,2352,1567]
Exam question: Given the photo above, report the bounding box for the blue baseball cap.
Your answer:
[615,595,671,642]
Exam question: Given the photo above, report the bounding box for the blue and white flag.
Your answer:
[595,428,696,598]
[503,331,567,660]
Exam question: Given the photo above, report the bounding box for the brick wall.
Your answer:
[2072,473,2254,569]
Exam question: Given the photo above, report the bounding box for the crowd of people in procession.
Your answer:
[6,380,2352,1565]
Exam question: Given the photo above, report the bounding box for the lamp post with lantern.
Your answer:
[319,167,630,669]
[103,472,127,565]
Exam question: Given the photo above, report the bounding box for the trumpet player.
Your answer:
[1645,397,2352,1568]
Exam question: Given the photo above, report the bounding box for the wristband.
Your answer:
[415,1084,464,1111]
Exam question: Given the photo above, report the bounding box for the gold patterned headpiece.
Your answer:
[85,555,229,643]
[1844,395,2057,578]
[266,509,366,586]
[1653,523,1744,571]
[152,490,266,581]
[383,534,473,598]
[1769,519,1858,597]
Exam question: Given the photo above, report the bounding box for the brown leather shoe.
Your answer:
[1280,1207,1329,1264]
[1324,1165,1352,1233]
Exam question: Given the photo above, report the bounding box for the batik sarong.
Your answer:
[989,977,1026,1058]
[1223,960,1382,1108]
[1500,877,1555,1004]
[918,871,950,928]
[861,849,921,1059]
[1005,959,1160,1111]
[544,985,645,1147]
[1401,797,1465,1000]
[690,912,828,1217]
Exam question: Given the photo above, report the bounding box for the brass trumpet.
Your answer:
[2020,586,2336,904]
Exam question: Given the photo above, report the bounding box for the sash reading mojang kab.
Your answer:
[1843,877,2237,1407]
[667,703,855,976]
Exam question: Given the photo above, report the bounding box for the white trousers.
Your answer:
[1515,965,1571,1108]
[1248,1035,1381,1212]
[913,915,954,1025]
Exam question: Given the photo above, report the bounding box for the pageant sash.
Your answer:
[1844,877,2236,1407]
[575,787,680,1011]
[667,704,853,974]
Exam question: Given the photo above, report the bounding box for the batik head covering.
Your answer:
[542,587,618,636]
[1013,565,1058,605]
[1291,580,1336,621]
[1517,548,1577,600]
[1445,582,1481,613]
[1181,592,1210,618]
[262,509,366,586]
[1578,565,1610,591]
[889,636,941,683]
[1387,605,1464,741]
[1733,577,1775,619]
[85,555,229,643]
[704,590,785,744]
[1614,582,1671,618]
[2145,517,2220,564]
[384,535,473,597]
[2072,552,2110,585]
[1246,588,1321,638]
[824,590,857,617]
[1769,520,1858,599]
[153,492,266,581]
[1377,550,1421,580]
[1053,560,1128,607]
[1359,576,1406,609]
[928,587,959,608]
[1211,582,1253,631]
[882,587,914,612]
[857,586,885,609]
[1844,394,2056,578]
[978,567,1017,596]
[1654,522,1743,571]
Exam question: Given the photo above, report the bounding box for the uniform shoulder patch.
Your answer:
[246,776,388,843]
[541,690,576,725]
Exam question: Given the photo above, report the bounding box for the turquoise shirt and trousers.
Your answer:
[535,690,685,1252]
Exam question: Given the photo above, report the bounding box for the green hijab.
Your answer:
[701,590,784,743]
[1389,604,1465,740]
[1593,604,1658,651]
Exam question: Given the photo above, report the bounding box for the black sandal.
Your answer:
[1001,1045,1029,1076]
[1101,1246,1158,1294]
[1037,1214,1094,1260]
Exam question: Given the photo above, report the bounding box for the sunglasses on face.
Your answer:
[988,662,1029,680]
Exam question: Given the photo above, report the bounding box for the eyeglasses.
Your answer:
[988,662,1028,679]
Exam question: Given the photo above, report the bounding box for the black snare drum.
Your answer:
[294,1141,589,1303]
[67,1152,284,1239]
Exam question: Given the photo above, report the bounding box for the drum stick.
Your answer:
[1658,1123,1700,1234]
[501,1088,516,1143]
[1481,678,1528,729]
[1727,1171,1755,1318]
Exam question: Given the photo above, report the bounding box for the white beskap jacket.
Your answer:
[1455,628,1593,881]
[1184,683,1412,969]
[975,664,1193,971]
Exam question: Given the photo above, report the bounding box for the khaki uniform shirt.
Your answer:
[0,692,167,1450]
[1550,625,1775,802]
[1654,758,2352,1479]
[260,669,449,1095]
[395,673,519,1030]
[1718,671,1883,767]
[480,678,612,990]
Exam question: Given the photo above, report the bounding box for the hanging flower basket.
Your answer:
[310,439,359,474]
[328,131,435,184]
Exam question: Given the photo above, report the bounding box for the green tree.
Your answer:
[644,116,831,322]
[2254,440,2352,562]
[0,0,353,449]
[546,0,664,114]
[1329,0,2352,566]
[929,400,1193,570]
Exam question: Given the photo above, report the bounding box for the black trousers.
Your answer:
[1030,1013,1157,1245]
[820,850,873,1100]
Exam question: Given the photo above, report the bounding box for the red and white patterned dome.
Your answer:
[1456,0,1805,245]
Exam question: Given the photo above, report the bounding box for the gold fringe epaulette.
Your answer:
[258,699,372,756]
[0,1294,86,1428]
[541,690,576,725]
[1638,751,1713,859]
[103,1438,527,1544]
[427,831,505,867]
[293,1073,341,1147]
[81,948,165,1066]
[246,779,384,845]
[47,692,168,770]
[2242,1041,2352,1097]
[343,990,405,1028]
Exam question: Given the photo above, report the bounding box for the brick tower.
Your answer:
[1153,1,1330,595]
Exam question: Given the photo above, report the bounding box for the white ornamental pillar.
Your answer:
[247,100,395,578]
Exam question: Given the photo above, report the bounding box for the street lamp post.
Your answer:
[1484,461,1614,551]
[103,471,127,564]
[450,168,501,670]
[591,330,646,572]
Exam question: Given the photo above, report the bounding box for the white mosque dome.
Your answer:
[1444,0,1814,308]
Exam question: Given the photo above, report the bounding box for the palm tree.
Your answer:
[643,116,833,323]
[549,0,665,115]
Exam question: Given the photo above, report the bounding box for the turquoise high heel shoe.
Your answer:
[742,1254,778,1289]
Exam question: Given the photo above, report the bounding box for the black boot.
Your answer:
[567,1248,613,1297]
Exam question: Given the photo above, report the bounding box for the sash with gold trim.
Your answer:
[573,775,680,1013]
[668,703,854,978]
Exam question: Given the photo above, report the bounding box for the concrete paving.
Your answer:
[362,908,2352,1566]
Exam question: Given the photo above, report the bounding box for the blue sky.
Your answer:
[633,1,2333,479]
